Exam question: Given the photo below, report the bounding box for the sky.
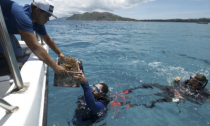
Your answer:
[16,0,210,20]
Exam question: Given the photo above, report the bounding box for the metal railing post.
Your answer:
[41,38,44,45]
[0,6,24,89]
[35,31,44,45]
[0,97,18,114]
[35,31,39,41]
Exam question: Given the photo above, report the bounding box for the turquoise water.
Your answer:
[45,20,210,126]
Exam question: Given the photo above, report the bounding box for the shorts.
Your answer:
[0,34,23,57]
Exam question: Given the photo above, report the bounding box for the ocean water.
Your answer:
[45,20,210,126]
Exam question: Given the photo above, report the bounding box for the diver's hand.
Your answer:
[73,71,87,84]
[174,77,180,82]
[178,95,184,99]
[53,65,69,76]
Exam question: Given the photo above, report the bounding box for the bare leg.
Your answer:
[124,98,169,108]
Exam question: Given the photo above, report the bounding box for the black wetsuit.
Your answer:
[70,66,110,126]
[123,80,210,108]
[70,96,109,126]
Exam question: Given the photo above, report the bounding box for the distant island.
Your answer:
[64,12,210,23]
[66,12,138,21]
[55,17,69,20]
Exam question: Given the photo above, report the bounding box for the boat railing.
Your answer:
[0,5,29,113]
[0,97,19,114]
[0,6,24,89]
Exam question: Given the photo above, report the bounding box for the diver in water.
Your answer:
[121,73,210,109]
[71,61,111,125]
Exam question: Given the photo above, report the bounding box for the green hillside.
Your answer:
[66,12,137,21]
[65,12,210,23]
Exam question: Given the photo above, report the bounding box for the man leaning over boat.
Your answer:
[0,0,68,75]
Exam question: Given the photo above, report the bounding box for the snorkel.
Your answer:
[89,84,94,89]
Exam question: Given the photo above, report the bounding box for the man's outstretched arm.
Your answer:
[18,29,68,75]
[39,34,65,60]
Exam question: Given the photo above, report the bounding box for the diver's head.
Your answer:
[189,73,208,89]
[92,83,109,99]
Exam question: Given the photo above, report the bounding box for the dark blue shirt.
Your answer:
[0,0,46,35]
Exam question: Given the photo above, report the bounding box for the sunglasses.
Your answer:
[93,84,103,93]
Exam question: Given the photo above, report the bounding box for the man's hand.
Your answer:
[53,65,69,76]
[73,71,87,84]
[59,53,65,61]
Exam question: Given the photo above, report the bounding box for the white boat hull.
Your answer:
[0,41,49,126]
